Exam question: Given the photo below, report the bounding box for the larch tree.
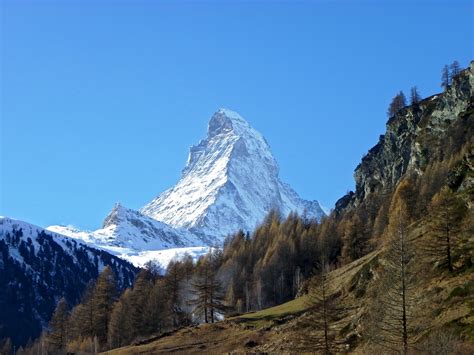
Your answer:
[298,262,346,354]
[341,212,369,264]
[410,86,421,105]
[47,297,69,352]
[144,279,169,333]
[387,91,407,117]
[92,266,117,346]
[367,195,417,354]
[165,260,185,327]
[450,60,461,78]
[441,64,450,89]
[190,253,226,323]
[129,270,153,338]
[423,187,467,272]
[107,291,130,350]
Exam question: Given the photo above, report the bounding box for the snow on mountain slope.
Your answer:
[1,216,136,276]
[49,203,201,251]
[47,204,210,267]
[0,216,138,346]
[141,108,325,243]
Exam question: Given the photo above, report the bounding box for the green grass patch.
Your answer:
[231,295,309,329]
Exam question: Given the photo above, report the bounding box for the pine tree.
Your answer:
[410,86,421,105]
[47,297,69,352]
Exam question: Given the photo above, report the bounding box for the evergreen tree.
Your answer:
[47,297,69,352]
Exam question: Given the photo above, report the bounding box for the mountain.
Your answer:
[141,108,324,243]
[0,217,138,346]
[47,204,210,268]
[48,203,201,251]
[336,61,474,213]
[48,108,324,261]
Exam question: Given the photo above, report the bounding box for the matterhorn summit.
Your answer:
[140,108,325,243]
[48,108,324,265]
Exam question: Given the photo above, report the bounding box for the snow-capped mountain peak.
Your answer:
[48,108,324,262]
[141,109,324,242]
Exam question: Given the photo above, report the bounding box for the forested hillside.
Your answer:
[3,62,472,354]
[0,218,138,349]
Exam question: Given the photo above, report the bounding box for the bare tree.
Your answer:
[421,187,466,272]
[298,262,347,354]
[450,60,461,78]
[410,86,421,105]
[441,65,450,89]
[190,252,226,323]
[367,203,417,354]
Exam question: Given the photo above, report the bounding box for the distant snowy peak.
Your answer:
[49,203,201,251]
[141,108,325,242]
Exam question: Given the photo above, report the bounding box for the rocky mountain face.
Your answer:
[337,61,473,212]
[0,217,138,347]
[49,109,324,260]
[141,108,325,243]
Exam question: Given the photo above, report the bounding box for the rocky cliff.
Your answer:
[337,61,473,211]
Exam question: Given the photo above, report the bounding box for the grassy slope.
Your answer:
[104,237,473,354]
[103,252,380,354]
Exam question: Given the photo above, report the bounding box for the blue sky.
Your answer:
[1,0,472,230]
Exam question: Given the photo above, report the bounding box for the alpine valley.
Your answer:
[1,62,472,354]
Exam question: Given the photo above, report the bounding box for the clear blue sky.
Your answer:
[1,0,472,230]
